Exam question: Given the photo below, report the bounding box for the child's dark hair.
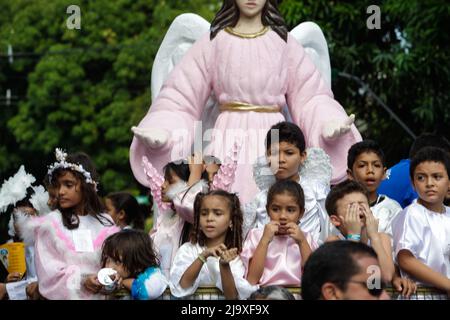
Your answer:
[325,180,369,216]
[265,122,306,153]
[266,180,305,211]
[347,140,385,169]
[192,190,243,253]
[409,133,450,158]
[50,152,111,229]
[409,146,450,180]
[105,192,145,230]
[163,159,209,182]
[101,229,159,278]
[248,285,295,300]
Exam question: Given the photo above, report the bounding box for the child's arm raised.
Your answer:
[286,222,312,267]
[179,244,226,289]
[219,248,239,299]
[363,205,395,283]
[247,222,279,285]
[397,249,450,293]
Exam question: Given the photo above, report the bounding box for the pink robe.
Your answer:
[240,227,317,287]
[130,29,361,204]
[24,211,119,300]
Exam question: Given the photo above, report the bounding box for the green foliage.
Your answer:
[0,0,217,194]
[280,0,449,164]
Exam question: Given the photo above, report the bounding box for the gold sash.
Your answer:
[219,101,281,113]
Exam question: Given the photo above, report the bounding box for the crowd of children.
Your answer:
[0,122,449,300]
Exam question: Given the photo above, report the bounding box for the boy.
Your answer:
[243,122,332,244]
[325,180,416,297]
[347,140,402,236]
[393,147,450,299]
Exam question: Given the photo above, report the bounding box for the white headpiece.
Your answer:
[0,165,36,213]
[47,148,98,191]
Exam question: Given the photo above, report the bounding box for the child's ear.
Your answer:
[382,167,387,180]
[118,210,126,221]
[329,215,341,227]
[346,169,354,180]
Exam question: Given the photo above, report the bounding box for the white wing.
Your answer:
[151,13,210,100]
[290,21,332,87]
[150,13,219,153]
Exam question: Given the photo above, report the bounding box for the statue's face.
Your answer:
[235,0,266,19]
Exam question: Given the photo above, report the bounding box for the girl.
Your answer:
[169,190,257,299]
[241,180,316,291]
[104,192,145,230]
[22,149,119,299]
[144,144,240,277]
[99,229,167,300]
[0,166,51,300]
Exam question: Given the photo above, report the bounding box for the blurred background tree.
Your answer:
[0,0,448,197]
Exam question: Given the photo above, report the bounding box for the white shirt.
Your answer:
[169,242,257,299]
[371,194,402,237]
[392,202,450,283]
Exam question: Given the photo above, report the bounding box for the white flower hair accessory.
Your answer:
[47,148,98,191]
[0,165,36,213]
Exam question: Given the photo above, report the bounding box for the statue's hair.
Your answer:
[210,0,288,42]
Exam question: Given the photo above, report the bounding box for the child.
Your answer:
[0,166,51,300]
[144,144,241,277]
[22,149,119,299]
[169,190,257,299]
[99,229,167,300]
[149,158,208,278]
[241,180,315,292]
[244,121,332,244]
[347,140,402,236]
[105,192,145,230]
[325,180,416,297]
[393,147,450,299]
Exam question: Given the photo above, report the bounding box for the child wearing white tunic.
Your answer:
[243,122,333,245]
[393,147,450,299]
[170,190,257,299]
[346,140,402,237]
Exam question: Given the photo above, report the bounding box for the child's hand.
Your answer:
[83,274,103,294]
[26,282,40,300]
[341,203,362,236]
[392,276,416,298]
[6,272,22,283]
[361,205,379,239]
[219,248,238,265]
[202,243,228,259]
[262,221,279,243]
[188,152,204,174]
[286,222,306,245]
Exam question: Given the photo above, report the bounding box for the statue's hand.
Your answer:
[132,126,169,149]
[322,114,355,140]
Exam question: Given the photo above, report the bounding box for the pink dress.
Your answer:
[240,227,317,287]
[24,211,119,300]
[130,28,361,204]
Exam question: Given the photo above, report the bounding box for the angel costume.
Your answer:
[22,211,119,300]
[392,202,450,298]
[169,242,258,299]
[130,15,362,206]
[241,228,317,287]
[243,148,333,244]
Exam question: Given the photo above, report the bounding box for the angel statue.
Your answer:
[130,0,362,205]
